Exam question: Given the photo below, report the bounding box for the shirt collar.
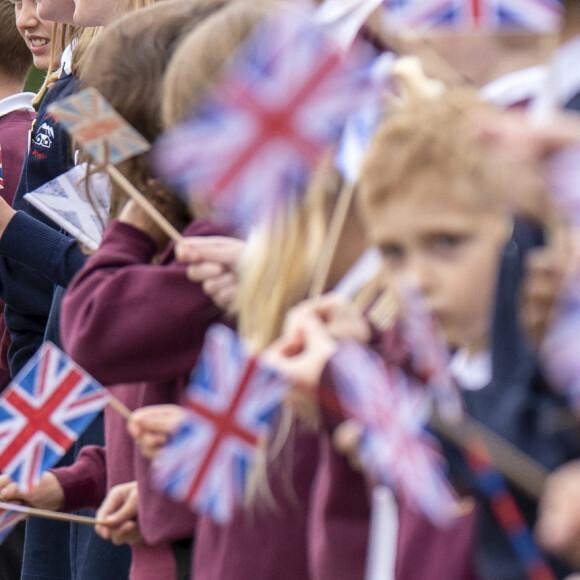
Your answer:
[0,92,35,118]
[449,349,491,392]
[60,40,77,77]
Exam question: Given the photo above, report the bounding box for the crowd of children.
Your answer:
[1,0,580,579]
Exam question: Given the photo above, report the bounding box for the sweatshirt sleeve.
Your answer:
[0,211,87,288]
[61,220,224,386]
[50,445,107,512]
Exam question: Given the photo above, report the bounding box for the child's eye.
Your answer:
[379,243,404,261]
[429,234,468,256]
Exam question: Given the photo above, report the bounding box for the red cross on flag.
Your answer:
[0,342,110,492]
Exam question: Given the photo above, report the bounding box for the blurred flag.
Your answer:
[315,0,385,50]
[154,7,377,228]
[382,0,562,32]
[48,87,150,165]
[0,508,25,545]
[397,281,463,421]
[153,325,289,523]
[334,52,394,184]
[330,340,458,525]
[24,163,111,251]
[0,342,110,492]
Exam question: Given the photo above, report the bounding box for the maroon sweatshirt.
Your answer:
[193,416,319,580]
[306,327,479,580]
[56,219,225,580]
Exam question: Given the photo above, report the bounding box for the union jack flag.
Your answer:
[154,8,376,228]
[0,508,25,544]
[48,87,150,165]
[153,324,289,523]
[382,0,562,32]
[0,342,110,493]
[397,282,463,421]
[0,144,4,190]
[330,340,458,525]
[24,163,111,251]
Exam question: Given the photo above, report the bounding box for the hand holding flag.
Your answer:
[329,340,459,525]
[0,342,110,493]
[153,325,289,522]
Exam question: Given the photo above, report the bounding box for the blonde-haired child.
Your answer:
[268,74,580,578]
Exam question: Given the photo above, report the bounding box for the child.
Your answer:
[269,81,580,578]
[0,0,37,388]
[0,4,36,577]
[0,4,234,580]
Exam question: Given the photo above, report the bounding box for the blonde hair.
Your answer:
[162,0,271,128]
[162,0,349,508]
[360,83,522,219]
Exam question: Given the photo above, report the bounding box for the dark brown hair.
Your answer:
[0,0,32,85]
[79,0,229,225]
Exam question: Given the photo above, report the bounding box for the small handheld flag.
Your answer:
[0,508,25,545]
[153,325,289,523]
[397,281,463,421]
[24,163,111,251]
[330,340,458,525]
[0,342,110,493]
[48,87,150,166]
[382,0,562,33]
[154,7,377,228]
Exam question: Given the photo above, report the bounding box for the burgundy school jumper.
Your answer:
[55,219,224,580]
[193,417,319,580]
[306,324,479,580]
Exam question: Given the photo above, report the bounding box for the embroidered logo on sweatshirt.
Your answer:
[34,123,54,149]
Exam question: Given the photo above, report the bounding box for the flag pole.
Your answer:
[105,165,183,244]
[365,486,398,580]
[107,394,133,421]
[0,501,107,526]
[309,181,356,298]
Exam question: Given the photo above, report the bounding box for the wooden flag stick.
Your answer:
[430,407,549,500]
[105,165,183,244]
[0,501,107,526]
[107,394,133,421]
[309,181,356,298]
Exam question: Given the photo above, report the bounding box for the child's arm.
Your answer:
[0,444,107,514]
[60,215,224,386]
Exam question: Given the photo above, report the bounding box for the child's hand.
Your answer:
[95,481,142,546]
[265,313,338,391]
[536,460,580,569]
[176,236,244,311]
[283,293,371,346]
[128,404,188,460]
[521,245,569,349]
[333,419,364,471]
[0,472,64,511]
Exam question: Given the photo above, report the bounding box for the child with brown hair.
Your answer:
[0,3,237,580]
